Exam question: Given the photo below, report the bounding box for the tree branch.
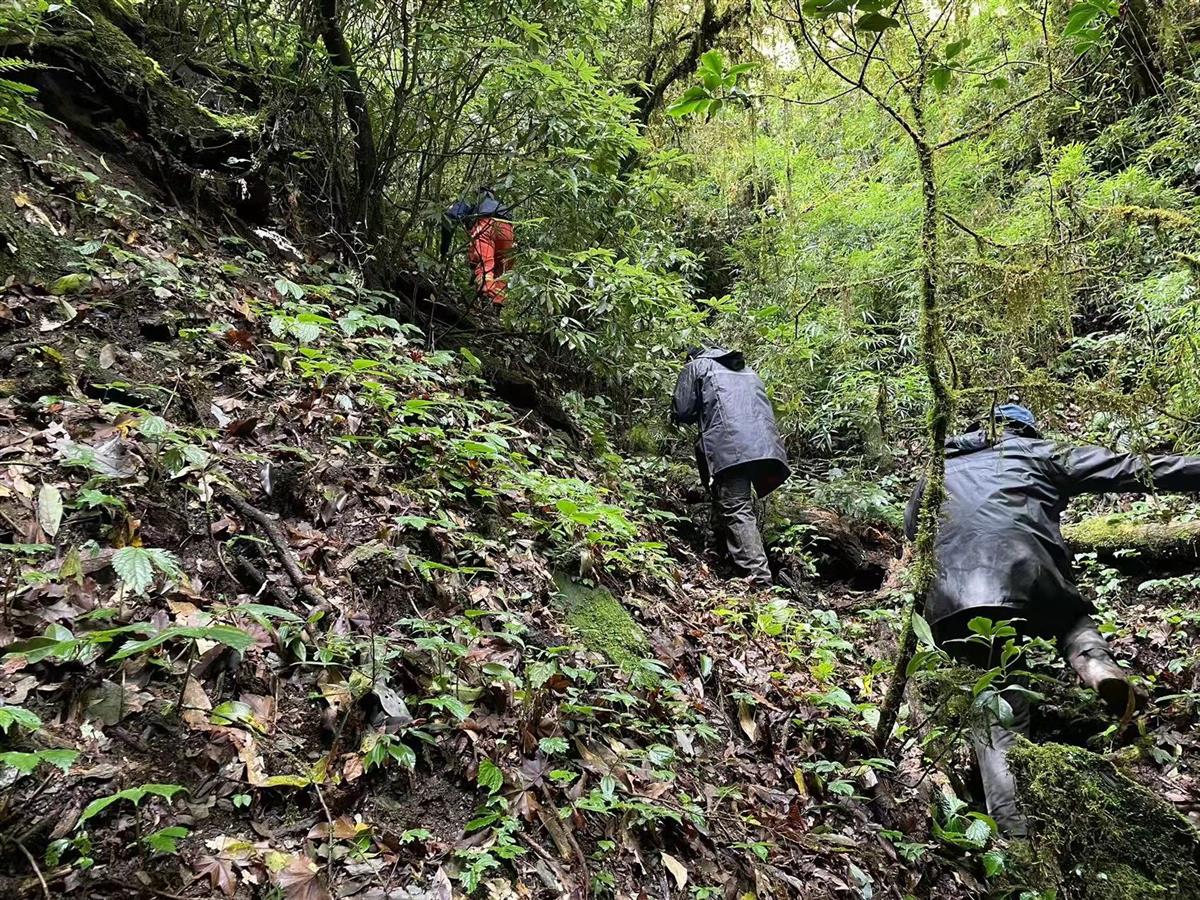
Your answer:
[934,88,1049,150]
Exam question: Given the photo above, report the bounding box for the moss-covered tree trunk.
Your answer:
[20,0,270,219]
[874,110,952,747]
[315,0,381,243]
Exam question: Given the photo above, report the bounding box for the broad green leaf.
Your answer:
[931,66,952,92]
[944,38,970,58]
[79,783,185,826]
[389,741,417,770]
[111,546,156,595]
[459,347,482,371]
[856,11,900,30]
[982,849,1007,877]
[0,705,41,734]
[109,625,254,661]
[1,751,45,775]
[699,49,724,75]
[1,749,75,775]
[964,817,992,847]
[50,273,90,295]
[911,612,936,648]
[144,825,189,854]
[804,0,851,15]
[138,415,169,438]
[464,811,501,832]
[477,758,503,794]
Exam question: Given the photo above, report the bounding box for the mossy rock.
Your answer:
[552,573,651,677]
[0,204,73,284]
[1008,740,1200,898]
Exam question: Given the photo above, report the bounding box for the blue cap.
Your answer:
[993,403,1035,429]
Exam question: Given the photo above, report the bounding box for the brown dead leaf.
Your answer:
[275,854,331,900]
[236,733,269,786]
[224,416,259,438]
[432,867,452,900]
[194,855,238,898]
[241,693,277,733]
[342,754,364,783]
[738,701,758,743]
[661,851,688,890]
[181,676,213,729]
[307,816,362,841]
[225,328,257,349]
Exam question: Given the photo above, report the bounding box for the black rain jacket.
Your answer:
[906,427,1200,639]
[671,348,790,497]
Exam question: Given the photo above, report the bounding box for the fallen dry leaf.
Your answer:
[194,855,238,898]
[275,854,331,900]
[661,851,688,890]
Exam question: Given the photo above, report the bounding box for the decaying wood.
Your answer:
[218,488,330,611]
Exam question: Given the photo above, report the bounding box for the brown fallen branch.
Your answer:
[217,488,330,612]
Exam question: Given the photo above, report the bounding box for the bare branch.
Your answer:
[934,88,1049,150]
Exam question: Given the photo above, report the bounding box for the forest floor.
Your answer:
[1,125,1199,900]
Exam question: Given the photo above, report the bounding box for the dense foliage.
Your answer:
[2,0,1200,897]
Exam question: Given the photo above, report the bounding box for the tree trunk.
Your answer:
[315,0,380,243]
[23,0,271,220]
[875,126,952,747]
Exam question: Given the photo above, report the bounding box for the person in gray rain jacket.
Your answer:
[906,403,1200,836]
[671,347,791,586]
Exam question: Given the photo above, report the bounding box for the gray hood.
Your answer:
[671,350,790,496]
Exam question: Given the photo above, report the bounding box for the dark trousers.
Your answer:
[711,465,772,586]
[945,612,1112,836]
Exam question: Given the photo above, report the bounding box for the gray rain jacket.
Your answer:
[671,348,790,497]
[906,427,1200,639]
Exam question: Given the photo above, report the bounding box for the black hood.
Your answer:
[697,347,745,371]
[945,429,991,457]
[944,426,1040,458]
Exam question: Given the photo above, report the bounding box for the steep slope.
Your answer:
[0,122,936,900]
[2,75,1200,900]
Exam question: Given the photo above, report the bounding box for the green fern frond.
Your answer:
[0,57,48,74]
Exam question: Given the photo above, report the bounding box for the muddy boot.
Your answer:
[1061,616,1143,717]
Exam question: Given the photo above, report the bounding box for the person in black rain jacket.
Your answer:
[906,403,1200,834]
[671,347,790,585]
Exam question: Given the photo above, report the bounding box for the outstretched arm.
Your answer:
[1059,445,1200,497]
[670,362,701,426]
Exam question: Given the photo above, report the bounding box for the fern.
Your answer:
[0,57,45,73]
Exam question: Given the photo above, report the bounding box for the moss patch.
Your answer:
[553,573,650,676]
[1008,740,1200,898]
[1063,512,1200,556]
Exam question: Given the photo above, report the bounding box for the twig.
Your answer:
[217,488,330,611]
[14,838,49,900]
[935,89,1050,150]
[313,780,337,896]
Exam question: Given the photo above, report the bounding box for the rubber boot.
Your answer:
[1061,616,1142,718]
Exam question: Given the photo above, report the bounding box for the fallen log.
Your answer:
[1063,513,1200,560]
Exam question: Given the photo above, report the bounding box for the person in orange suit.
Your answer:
[442,188,515,305]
